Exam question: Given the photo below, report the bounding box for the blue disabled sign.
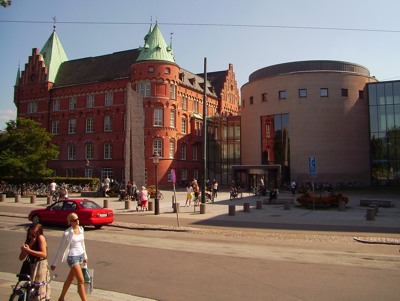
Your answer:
[308,156,317,178]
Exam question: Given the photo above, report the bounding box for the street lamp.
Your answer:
[151,153,160,215]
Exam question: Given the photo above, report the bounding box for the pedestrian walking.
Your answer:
[138,186,148,211]
[185,182,193,207]
[51,213,88,301]
[19,223,51,301]
[212,179,218,201]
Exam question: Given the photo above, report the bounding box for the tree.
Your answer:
[0,118,59,178]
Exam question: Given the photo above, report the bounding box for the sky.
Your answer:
[1,0,400,130]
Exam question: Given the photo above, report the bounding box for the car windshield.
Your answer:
[79,201,102,209]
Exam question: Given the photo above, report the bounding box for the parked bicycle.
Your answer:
[9,273,56,301]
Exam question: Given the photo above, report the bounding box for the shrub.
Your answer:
[296,191,349,208]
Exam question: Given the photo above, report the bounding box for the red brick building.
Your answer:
[14,23,240,187]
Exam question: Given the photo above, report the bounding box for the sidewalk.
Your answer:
[1,189,399,300]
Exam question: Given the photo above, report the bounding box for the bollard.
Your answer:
[148,201,154,211]
[173,202,180,213]
[200,203,207,214]
[103,199,109,208]
[366,208,375,220]
[30,195,36,204]
[15,195,20,203]
[243,202,250,212]
[256,200,263,209]
[338,201,346,212]
[47,196,52,204]
[125,200,130,210]
[0,194,5,202]
[229,204,236,216]
[171,195,175,208]
[284,200,291,210]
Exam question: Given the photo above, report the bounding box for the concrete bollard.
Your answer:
[15,195,20,203]
[229,205,236,216]
[30,195,36,204]
[148,201,154,211]
[200,203,207,214]
[125,200,130,210]
[243,202,250,212]
[338,201,346,212]
[47,196,52,204]
[284,200,291,210]
[366,208,375,220]
[0,194,5,202]
[173,202,180,213]
[103,199,109,208]
[256,200,263,209]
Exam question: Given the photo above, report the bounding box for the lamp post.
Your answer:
[152,153,160,215]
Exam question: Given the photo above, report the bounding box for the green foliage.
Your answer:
[0,118,59,178]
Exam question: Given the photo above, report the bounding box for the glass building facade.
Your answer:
[368,81,400,184]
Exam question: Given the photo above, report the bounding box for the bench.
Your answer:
[359,199,394,208]
[81,192,98,197]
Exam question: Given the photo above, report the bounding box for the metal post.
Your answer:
[201,57,208,204]
[154,162,159,215]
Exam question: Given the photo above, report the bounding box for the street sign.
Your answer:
[171,169,176,184]
[308,156,317,178]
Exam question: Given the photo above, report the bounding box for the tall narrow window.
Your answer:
[169,139,175,158]
[182,96,188,110]
[86,94,94,108]
[170,110,175,128]
[104,143,113,159]
[153,139,163,157]
[193,145,198,160]
[154,108,163,126]
[105,92,113,106]
[86,117,94,133]
[170,84,176,99]
[69,97,77,110]
[181,144,187,160]
[194,100,199,113]
[52,120,59,135]
[68,144,76,160]
[104,115,113,132]
[68,119,76,134]
[86,143,94,160]
[182,117,187,134]
[53,99,60,111]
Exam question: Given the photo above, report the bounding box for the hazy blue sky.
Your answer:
[1,0,399,130]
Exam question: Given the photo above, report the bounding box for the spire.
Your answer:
[15,63,20,86]
[137,22,175,63]
[40,22,68,83]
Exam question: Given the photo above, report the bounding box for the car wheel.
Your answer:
[94,225,103,229]
[32,215,41,224]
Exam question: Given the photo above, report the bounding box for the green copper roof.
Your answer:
[40,30,68,82]
[137,23,175,63]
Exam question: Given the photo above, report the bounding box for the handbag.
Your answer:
[82,264,94,294]
[19,259,31,280]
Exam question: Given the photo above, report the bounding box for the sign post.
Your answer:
[308,156,317,210]
[171,169,180,227]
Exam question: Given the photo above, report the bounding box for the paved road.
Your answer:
[0,189,399,300]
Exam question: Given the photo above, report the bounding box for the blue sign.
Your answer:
[308,156,317,178]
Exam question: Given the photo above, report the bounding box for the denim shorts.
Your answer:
[67,254,85,267]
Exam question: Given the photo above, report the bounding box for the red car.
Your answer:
[28,199,114,229]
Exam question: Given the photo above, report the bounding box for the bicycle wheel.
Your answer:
[9,290,23,301]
